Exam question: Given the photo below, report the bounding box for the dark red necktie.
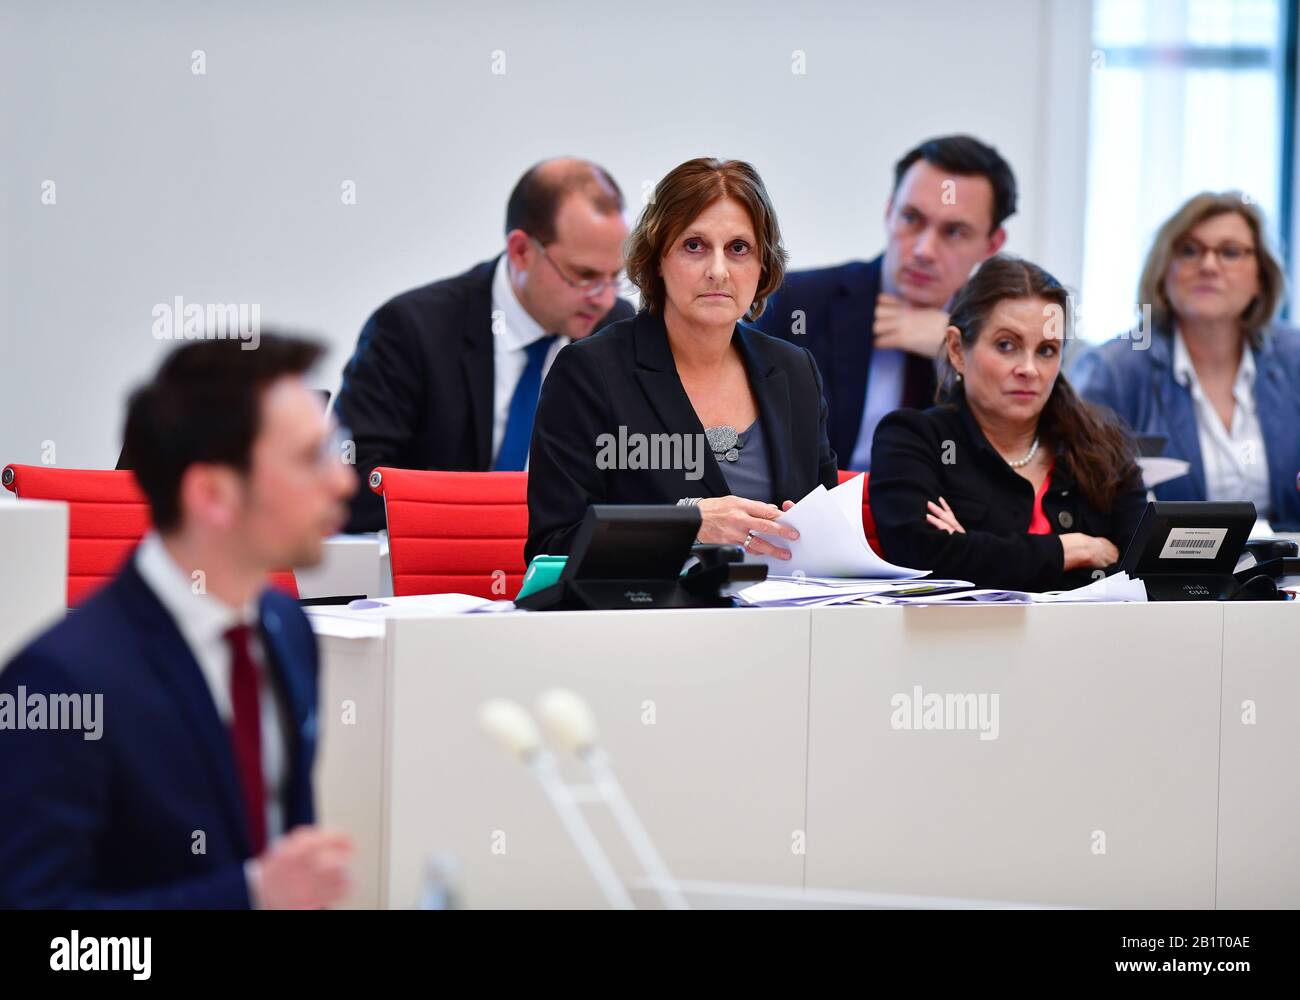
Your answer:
[223,624,267,855]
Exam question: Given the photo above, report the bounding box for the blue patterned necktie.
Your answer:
[494,335,557,471]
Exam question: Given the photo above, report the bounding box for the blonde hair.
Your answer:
[1138,191,1287,346]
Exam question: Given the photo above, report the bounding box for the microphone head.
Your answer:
[478,699,542,759]
[536,688,598,754]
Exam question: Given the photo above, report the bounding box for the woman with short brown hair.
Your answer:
[1075,192,1300,530]
[525,158,838,562]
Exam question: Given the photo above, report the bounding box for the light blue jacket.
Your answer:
[1071,322,1300,530]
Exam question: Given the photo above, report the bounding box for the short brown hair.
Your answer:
[124,334,324,531]
[625,158,787,322]
[1138,191,1287,345]
[504,158,624,245]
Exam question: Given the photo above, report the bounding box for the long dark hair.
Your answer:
[938,255,1135,513]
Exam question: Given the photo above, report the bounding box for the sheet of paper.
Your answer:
[1033,571,1147,603]
[347,593,517,615]
[303,609,387,638]
[749,474,927,579]
[882,571,1148,605]
[1137,456,1191,490]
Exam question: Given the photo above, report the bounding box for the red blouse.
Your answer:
[1027,468,1053,535]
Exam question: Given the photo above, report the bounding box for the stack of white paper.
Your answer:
[750,474,927,579]
[304,593,518,637]
[344,594,517,615]
[738,577,973,608]
[876,571,1147,605]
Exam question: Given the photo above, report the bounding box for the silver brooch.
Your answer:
[705,425,741,463]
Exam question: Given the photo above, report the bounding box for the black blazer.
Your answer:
[525,310,839,561]
[333,257,635,532]
[753,255,937,464]
[868,398,1147,591]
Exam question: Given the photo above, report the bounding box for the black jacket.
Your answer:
[753,255,938,463]
[868,399,1147,591]
[525,309,839,561]
[333,257,635,532]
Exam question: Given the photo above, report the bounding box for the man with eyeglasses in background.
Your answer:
[754,135,1017,472]
[334,157,635,532]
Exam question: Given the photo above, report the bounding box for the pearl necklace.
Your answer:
[1006,436,1039,468]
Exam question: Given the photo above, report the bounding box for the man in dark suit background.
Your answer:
[754,135,1017,471]
[0,335,357,908]
[334,157,637,532]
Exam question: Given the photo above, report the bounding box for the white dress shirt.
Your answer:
[1172,329,1272,519]
[134,533,288,843]
[490,255,568,467]
[850,268,909,471]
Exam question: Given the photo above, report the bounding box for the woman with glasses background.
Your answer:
[1073,191,1300,530]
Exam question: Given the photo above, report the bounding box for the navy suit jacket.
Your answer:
[334,256,635,532]
[0,559,319,909]
[753,255,937,466]
[1072,323,1300,530]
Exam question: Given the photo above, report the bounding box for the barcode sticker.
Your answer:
[1158,526,1229,560]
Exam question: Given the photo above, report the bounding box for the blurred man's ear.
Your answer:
[984,226,1007,260]
[505,229,534,272]
[177,463,244,534]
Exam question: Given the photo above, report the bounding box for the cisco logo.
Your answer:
[624,590,654,604]
[1182,583,1210,597]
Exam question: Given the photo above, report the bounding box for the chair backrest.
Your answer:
[370,468,528,599]
[836,470,881,555]
[2,464,299,605]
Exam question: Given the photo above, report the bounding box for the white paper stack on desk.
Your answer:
[749,474,927,579]
[741,474,1148,606]
[737,576,975,607]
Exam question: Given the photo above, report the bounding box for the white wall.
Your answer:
[0,0,1091,469]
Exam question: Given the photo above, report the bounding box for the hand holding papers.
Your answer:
[750,474,926,579]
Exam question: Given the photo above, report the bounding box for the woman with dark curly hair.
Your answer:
[869,255,1147,591]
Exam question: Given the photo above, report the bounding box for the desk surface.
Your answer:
[314,600,1300,909]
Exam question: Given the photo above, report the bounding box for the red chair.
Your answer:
[370,468,528,599]
[2,464,299,606]
[836,470,882,555]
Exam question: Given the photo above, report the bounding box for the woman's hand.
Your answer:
[925,497,966,535]
[1060,533,1119,571]
[696,497,799,559]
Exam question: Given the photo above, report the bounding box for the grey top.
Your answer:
[711,420,775,504]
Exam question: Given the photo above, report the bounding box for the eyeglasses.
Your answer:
[1172,239,1256,267]
[530,237,624,297]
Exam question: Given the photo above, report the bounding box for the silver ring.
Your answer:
[743,531,755,549]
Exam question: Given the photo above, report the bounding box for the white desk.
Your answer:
[0,500,69,667]
[313,601,1300,909]
[1217,602,1300,907]
[804,603,1221,908]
